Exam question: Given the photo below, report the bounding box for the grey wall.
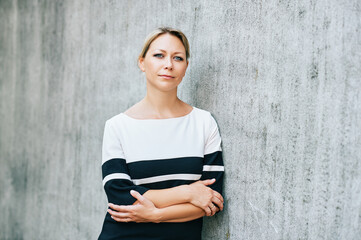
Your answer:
[1,0,360,239]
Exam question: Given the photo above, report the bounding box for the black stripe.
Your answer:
[127,156,203,179]
[204,151,223,165]
[200,171,224,195]
[200,171,223,180]
[104,180,149,206]
[102,158,128,179]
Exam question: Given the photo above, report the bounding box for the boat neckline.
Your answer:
[121,106,196,121]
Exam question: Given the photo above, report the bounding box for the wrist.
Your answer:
[153,207,164,223]
[178,185,192,203]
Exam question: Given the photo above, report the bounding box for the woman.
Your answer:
[98,27,225,240]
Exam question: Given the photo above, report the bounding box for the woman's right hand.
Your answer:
[188,179,224,216]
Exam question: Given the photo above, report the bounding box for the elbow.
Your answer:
[104,184,137,205]
[104,182,149,205]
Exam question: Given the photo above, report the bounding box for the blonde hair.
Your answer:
[138,27,190,62]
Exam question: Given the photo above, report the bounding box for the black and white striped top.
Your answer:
[98,106,224,240]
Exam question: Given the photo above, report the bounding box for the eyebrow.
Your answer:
[154,49,185,55]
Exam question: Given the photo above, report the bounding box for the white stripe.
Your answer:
[103,173,131,186]
[203,165,224,171]
[133,174,201,185]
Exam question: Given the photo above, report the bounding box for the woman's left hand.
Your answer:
[107,190,160,223]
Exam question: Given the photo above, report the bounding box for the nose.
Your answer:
[164,57,173,70]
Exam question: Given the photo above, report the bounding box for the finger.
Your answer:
[131,190,154,207]
[211,196,223,209]
[204,206,211,216]
[210,203,216,216]
[111,216,132,223]
[108,209,130,218]
[201,178,216,186]
[212,197,223,211]
[212,207,220,216]
[211,204,219,216]
[111,215,122,222]
[213,191,224,203]
[130,190,146,204]
[109,203,134,212]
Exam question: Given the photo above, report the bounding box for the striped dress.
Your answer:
[98,106,224,240]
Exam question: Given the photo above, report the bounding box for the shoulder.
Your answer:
[104,112,125,129]
[194,106,218,122]
[193,106,220,132]
[193,106,212,118]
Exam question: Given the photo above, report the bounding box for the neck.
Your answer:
[142,86,182,114]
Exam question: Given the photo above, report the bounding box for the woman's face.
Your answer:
[138,33,189,92]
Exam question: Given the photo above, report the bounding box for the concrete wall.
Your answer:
[1,0,360,239]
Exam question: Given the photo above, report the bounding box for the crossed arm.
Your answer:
[103,116,224,223]
[107,178,224,223]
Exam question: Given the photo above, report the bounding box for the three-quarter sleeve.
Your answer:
[200,113,224,195]
[101,119,149,205]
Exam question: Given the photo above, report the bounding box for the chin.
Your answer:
[156,83,180,92]
[148,80,181,91]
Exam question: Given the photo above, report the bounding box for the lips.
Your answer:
[159,75,175,79]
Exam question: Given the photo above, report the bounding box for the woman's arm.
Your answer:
[134,179,224,215]
[108,180,224,223]
[157,203,206,222]
[102,120,224,213]
[108,190,220,223]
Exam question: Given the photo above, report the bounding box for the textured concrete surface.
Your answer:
[1,0,360,239]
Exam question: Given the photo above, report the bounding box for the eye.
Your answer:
[153,53,163,58]
[174,56,184,61]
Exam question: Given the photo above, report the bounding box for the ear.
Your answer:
[138,58,145,72]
